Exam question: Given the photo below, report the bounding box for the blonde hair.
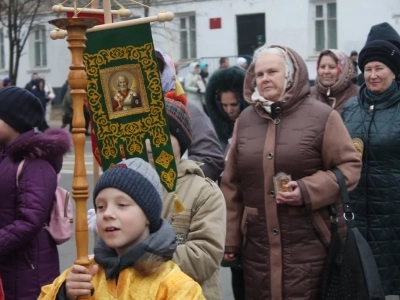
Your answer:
[134,253,168,276]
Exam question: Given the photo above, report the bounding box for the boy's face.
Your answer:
[146,134,181,167]
[95,188,150,255]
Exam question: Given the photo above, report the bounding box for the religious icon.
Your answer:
[111,74,142,112]
[273,172,293,193]
[352,138,364,160]
[99,64,150,119]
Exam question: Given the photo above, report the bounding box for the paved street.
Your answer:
[57,135,234,299]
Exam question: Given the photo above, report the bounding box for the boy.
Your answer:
[88,92,227,299]
[40,158,205,299]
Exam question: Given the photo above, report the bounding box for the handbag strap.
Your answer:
[329,168,355,233]
[332,167,354,220]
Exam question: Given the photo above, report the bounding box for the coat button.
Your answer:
[272,228,279,235]
[274,119,280,125]
[275,107,282,113]
[270,191,275,197]
[267,153,274,159]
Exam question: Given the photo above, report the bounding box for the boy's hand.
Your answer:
[65,264,98,299]
[223,253,237,261]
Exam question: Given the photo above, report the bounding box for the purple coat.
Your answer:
[0,128,71,300]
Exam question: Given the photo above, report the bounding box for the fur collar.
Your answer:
[4,128,71,173]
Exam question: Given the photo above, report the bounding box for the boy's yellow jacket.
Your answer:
[38,260,205,299]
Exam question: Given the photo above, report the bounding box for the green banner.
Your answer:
[83,23,177,192]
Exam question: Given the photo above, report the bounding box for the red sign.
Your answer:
[210,18,221,30]
[66,12,111,25]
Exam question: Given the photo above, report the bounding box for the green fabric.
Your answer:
[83,24,177,192]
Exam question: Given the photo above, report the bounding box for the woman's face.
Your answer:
[364,61,395,94]
[220,91,240,120]
[255,54,286,102]
[318,55,339,86]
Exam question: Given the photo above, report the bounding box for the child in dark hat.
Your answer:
[40,157,205,299]
[87,51,226,299]
[0,86,71,300]
[87,91,226,299]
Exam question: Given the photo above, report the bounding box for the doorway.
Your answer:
[236,13,266,56]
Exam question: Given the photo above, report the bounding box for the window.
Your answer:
[313,2,337,52]
[179,15,196,59]
[0,29,5,69]
[33,26,47,67]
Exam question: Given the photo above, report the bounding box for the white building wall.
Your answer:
[1,0,400,88]
[1,17,71,88]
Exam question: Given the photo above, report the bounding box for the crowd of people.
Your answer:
[1,21,400,300]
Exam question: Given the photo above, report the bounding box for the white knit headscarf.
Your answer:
[251,46,295,113]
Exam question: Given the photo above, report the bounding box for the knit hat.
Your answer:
[358,40,400,76]
[0,86,44,133]
[3,77,11,86]
[350,51,358,57]
[93,158,163,233]
[164,91,192,155]
[236,57,247,66]
[366,22,400,50]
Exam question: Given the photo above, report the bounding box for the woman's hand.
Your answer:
[65,264,98,300]
[276,181,304,206]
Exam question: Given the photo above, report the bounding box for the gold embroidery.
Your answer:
[84,44,175,188]
[83,44,167,159]
[155,150,174,169]
[161,169,177,190]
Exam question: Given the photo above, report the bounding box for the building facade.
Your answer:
[0,0,399,89]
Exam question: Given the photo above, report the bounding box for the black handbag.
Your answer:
[321,167,385,300]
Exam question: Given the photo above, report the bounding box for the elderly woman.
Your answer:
[221,45,361,299]
[310,49,359,113]
[342,40,400,297]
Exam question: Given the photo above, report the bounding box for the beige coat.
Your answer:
[162,159,226,300]
[222,46,362,300]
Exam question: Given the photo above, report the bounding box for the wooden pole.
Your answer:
[102,0,112,25]
[49,17,100,299]
[52,5,131,17]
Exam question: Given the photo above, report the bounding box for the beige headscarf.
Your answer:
[250,46,295,113]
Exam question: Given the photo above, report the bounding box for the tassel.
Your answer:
[174,193,185,214]
[174,75,185,96]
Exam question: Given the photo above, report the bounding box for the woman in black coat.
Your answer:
[342,40,400,296]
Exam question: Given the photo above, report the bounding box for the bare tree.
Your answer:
[0,0,48,86]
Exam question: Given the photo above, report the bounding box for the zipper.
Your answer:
[28,247,35,269]
[242,221,248,249]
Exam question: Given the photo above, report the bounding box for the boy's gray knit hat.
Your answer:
[93,158,163,233]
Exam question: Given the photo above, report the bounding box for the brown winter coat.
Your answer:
[310,51,359,113]
[221,46,361,300]
[162,159,226,300]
